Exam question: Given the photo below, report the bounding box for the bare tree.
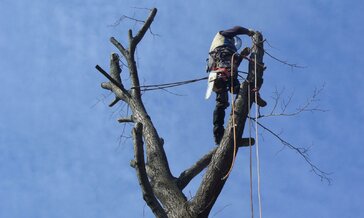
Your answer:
[95,8,322,217]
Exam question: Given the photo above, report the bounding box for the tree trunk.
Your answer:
[96,8,265,217]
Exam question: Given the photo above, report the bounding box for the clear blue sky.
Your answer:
[1,0,363,217]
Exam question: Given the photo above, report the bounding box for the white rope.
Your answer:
[248,83,254,218]
[254,54,263,218]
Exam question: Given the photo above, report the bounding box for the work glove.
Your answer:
[248,29,255,37]
[240,47,251,57]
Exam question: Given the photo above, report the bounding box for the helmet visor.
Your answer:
[234,36,242,50]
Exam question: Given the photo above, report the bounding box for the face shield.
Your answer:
[234,36,242,51]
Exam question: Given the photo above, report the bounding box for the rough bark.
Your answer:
[96,7,265,218]
[132,122,167,218]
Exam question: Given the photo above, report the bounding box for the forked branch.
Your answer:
[130,8,157,54]
[177,138,255,190]
[109,8,157,98]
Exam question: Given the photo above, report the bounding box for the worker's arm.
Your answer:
[234,47,251,66]
[220,26,254,37]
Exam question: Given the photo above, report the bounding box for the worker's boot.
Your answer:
[254,93,267,107]
[213,126,224,145]
[213,96,229,145]
[238,138,255,147]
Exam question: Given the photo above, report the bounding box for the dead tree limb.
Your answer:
[98,8,193,217]
[177,138,255,190]
[132,123,168,218]
[118,116,134,123]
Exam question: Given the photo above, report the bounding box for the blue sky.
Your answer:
[1,0,363,217]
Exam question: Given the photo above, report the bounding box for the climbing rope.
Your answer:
[248,83,254,218]
[221,53,238,180]
[254,54,263,218]
[134,76,208,91]
[219,51,263,218]
[247,50,263,218]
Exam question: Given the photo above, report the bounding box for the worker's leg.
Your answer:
[227,72,240,94]
[213,89,229,144]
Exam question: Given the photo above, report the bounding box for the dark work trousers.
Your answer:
[213,76,240,144]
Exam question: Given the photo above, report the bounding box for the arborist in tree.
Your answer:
[206,26,267,144]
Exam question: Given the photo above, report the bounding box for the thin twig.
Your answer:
[108,15,145,28]
[259,85,328,119]
[252,39,306,68]
[91,92,113,109]
[212,204,232,217]
[264,39,279,50]
[254,120,332,184]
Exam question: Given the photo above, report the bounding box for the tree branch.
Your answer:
[130,8,157,54]
[109,97,120,107]
[128,8,157,97]
[101,82,112,91]
[110,8,157,99]
[107,8,191,216]
[129,100,189,215]
[177,148,215,191]
[132,123,168,218]
[177,138,255,190]
[95,64,130,102]
[118,116,134,123]
[110,37,129,59]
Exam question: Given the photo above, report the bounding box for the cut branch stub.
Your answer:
[110,53,122,84]
[96,64,130,101]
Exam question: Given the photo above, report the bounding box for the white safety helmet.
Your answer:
[234,36,242,50]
